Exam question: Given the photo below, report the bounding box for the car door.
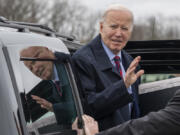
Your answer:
[3,44,84,135]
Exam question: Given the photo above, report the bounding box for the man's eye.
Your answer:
[110,25,118,29]
[121,27,128,31]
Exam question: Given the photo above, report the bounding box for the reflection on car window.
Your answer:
[7,46,77,134]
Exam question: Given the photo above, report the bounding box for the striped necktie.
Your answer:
[54,81,62,96]
[114,56,123,77]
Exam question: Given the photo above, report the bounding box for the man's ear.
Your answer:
[45,47,53,54]
[99,22,104,34]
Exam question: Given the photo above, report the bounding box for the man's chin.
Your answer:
[113,46,125,53]
[38,74,49,80]
[111,47,123,54]
[42,75,51,80]
[41,70,52,80]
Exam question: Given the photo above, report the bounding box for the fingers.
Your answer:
[31,95,53,111]
[128,56,141,70]
[127,56,143,75]
[72,115,99,135]
[82,115,99,135]
[127,67,144,77]
[83,115,95,123]
[82,115,98,129]
[31,95,46,104]
[124,56,144,88]
[31,95,42,100]
[136,70,144,78]
[72,117,84,135]
[127,66,136,75]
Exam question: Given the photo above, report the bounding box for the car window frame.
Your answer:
[3,46,28,135]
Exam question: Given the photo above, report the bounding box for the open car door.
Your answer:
[4,44,85,135]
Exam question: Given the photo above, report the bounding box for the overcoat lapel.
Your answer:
[90,35,127,78]
[90,35,112,71]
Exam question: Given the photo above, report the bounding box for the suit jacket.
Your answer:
[97,89,180,135]
[72,35,141,131]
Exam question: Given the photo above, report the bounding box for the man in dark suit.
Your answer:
[20,46,77,125]
[72,4,144,130]
[73,89,180,135]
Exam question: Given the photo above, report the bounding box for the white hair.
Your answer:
[101,4,134,31]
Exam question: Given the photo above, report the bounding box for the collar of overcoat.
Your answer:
[89,34,131,76]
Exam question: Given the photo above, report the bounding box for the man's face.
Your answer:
[100,10,133,55]
[21,47,55,80]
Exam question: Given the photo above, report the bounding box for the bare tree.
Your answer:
[47,0,99,43]
[0,0,47,22]
[131,14,180,41]
[1,0,180,42]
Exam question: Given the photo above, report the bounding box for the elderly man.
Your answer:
[72,4,144,130]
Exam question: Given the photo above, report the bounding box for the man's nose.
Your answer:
[32,65,39,74]
[115,28,123,37]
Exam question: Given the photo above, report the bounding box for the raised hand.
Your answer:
[124,56,144,88]
[31,95,53,112]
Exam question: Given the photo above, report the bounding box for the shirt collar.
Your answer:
[101,40,122,62]
[53,64,59,81]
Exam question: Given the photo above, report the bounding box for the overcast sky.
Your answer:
[77,0,180,40]
[80,0,180,17]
